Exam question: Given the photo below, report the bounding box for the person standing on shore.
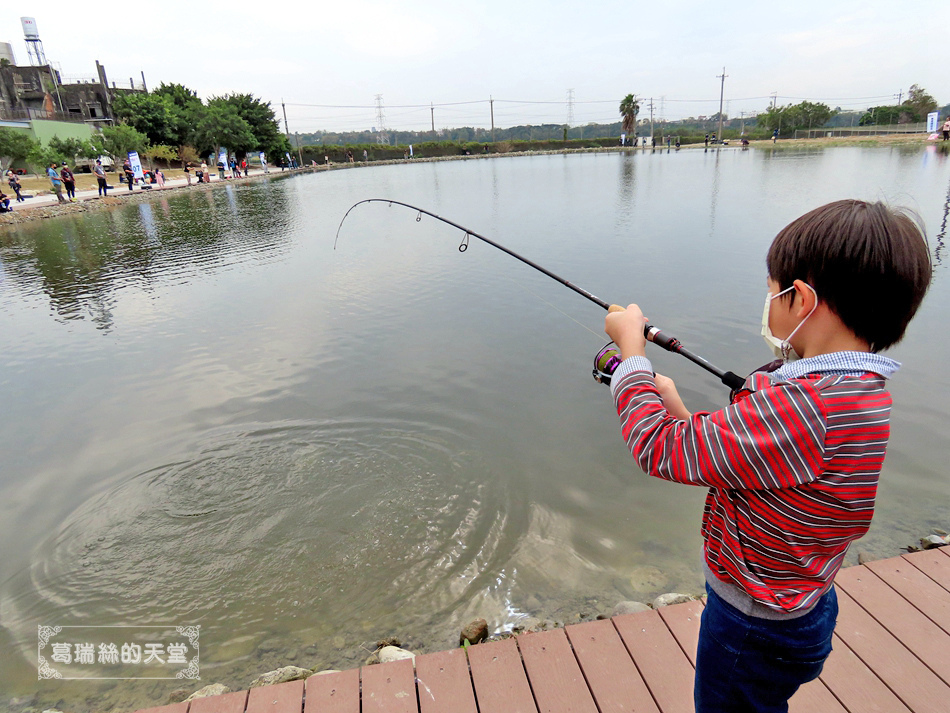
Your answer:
[60,162,76,201]
[7,170,25,202]
[155,167,165,189]
[184,164,192,186]
[47,163,68,203]
[942,117,950,141]
[123,159,135,191]
[604,200,931,713]
[93,159,109,197]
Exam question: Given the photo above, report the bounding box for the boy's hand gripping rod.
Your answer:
[336,199,746,391]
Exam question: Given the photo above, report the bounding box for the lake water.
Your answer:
[2,146,949,710]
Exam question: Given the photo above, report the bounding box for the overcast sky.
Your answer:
[3,2,947,133]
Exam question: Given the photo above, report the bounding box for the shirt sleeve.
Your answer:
[611,360,828,490]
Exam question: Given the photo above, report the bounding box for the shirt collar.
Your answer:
[771,351,901,381]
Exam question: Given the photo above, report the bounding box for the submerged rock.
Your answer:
[921,534,950,549]
[460,618,489,646]
[652,593,695,609]
[378,646,416,663]
[613,601,651,617]
[512,617,541,632]
[186,683,232,700]
[166,688,190,704]
[250,665,312,688]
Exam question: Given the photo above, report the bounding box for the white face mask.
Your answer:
[761,283,818,361]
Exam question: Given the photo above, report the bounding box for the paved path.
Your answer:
[134,547,950,713]
[5,167,295,211]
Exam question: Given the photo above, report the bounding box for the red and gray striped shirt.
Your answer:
[610,351,898,614]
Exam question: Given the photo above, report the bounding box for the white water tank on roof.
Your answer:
[0,42,15,64]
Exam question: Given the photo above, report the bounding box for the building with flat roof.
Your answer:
[0,59,143,128]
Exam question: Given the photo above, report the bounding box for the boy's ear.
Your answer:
[792,279,817,317]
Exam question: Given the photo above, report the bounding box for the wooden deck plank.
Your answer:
[467,636,538,713]
[787,679,847,713]
[246,678,305,713]
[189,689,249,713]
[816,633,911,713]
[517,628,598,713]
[565,618,661,713]
[414,647,477,713]
[836,565,950,685]
[833,587,950,713]
[903,548,950,593]
[655,599,703,667]
[304,668,360,713]
[360,658,418,713]
[866,556,950,636]
[613,610,695,713]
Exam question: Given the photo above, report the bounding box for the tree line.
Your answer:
[0,82,292,172]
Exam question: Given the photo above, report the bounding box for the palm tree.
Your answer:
[619,94,640,140]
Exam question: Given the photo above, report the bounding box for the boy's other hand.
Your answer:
[654,373,692,420]
[605,304,648,359]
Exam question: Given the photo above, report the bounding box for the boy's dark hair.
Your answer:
[767,199,931,351]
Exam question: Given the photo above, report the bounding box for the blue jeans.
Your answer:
[694,583,837,713]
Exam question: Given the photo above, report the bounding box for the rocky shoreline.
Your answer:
[8,528,947,713]
[161,525,950,709]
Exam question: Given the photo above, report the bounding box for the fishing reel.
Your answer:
[592,342,622,385]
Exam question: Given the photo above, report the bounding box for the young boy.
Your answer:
[604,199,932,713]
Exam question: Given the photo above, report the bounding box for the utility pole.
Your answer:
[490,96,495,142]
[282,100,292,163]
[648,97,655,144]
[294,131,303,167]
[431,102,435,133]
[896,89,903,106]
[716,67,727,144]
[771,92,778,110]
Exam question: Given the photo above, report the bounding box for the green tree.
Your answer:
[153,82,201,112]
[143,144,178,169]
[153,82,205,164]
[112,92,177,145]
[27,142,66,170]
[757,101,834,137]
[903,84,938,122]
[97,124,148,163]
[859,105,903,126]
[0,127,38,170]
[47,136,97,163]
[191,103,257,157]
[619,94,640,136]
[210,94,288,158]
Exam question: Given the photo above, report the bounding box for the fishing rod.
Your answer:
[335,199,745,391]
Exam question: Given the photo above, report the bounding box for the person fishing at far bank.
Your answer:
[604,200,932,713]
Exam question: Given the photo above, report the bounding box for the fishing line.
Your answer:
[335,199,745,390]
[503,274,606,342]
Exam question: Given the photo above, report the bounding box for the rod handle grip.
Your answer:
[644,324,681,352]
